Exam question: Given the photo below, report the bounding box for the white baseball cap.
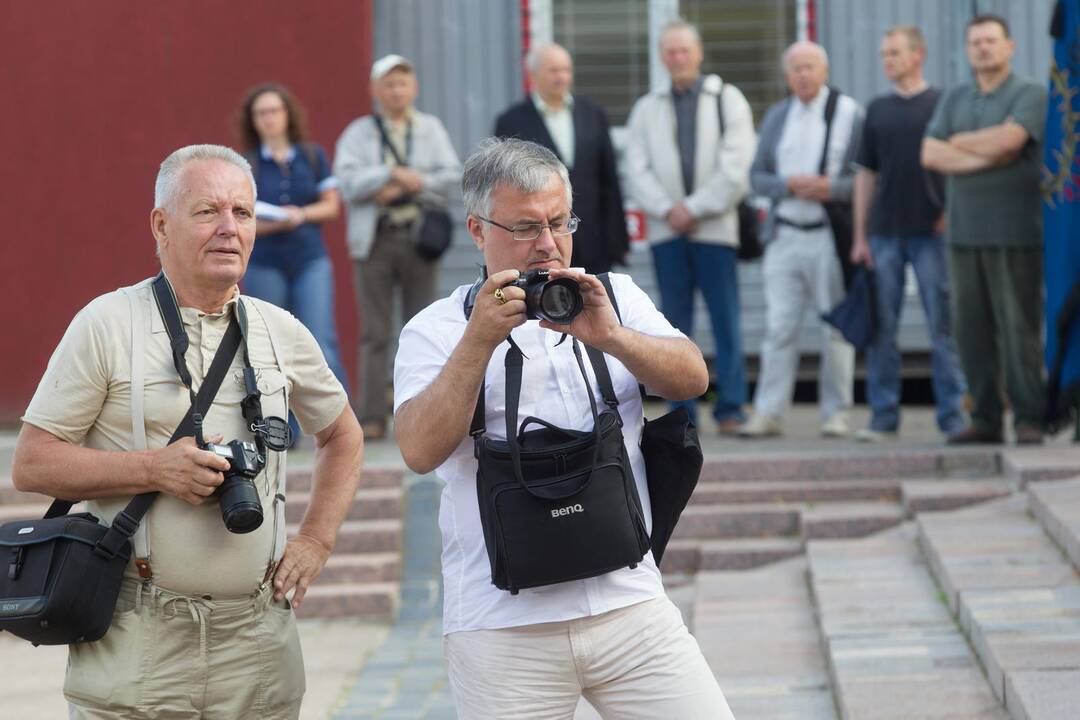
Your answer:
[371,54,414,81]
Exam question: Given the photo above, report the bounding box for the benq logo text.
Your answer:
[551,504,584,518]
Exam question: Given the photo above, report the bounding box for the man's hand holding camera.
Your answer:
[537,269,621,350]
[463,269,529,351]
[149,435,229,506]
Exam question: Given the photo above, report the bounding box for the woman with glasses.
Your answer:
[236,83,349,441]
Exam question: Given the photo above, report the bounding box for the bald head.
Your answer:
[659,20,704,90]
[783,41,829,103]
[527,43,574,107]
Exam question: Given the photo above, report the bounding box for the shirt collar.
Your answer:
[671,75,704,98]
[259,144,296,162]
[532,91,574,115]
[796,84,829,112]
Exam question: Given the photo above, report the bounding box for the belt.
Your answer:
[776,216,828,231]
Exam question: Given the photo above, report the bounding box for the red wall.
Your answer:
[0,1,372,423]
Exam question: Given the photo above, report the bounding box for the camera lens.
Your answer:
[537,278,583,324]
[218,475,264,534]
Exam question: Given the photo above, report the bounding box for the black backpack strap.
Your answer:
[45,282,244,559]
[596,273,649,404]
[817,87,840,177]
[715,80,726,137]
[373,114,411,167]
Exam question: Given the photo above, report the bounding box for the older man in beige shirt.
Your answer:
[12,144,363,719]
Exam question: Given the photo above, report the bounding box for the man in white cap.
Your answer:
[334,54,462,441]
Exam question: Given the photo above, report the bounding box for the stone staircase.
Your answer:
[688,445,1080,719]
[661,446,1009,577]
[0,462,407,621]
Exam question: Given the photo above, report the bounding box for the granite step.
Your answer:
[916,495,1079,615]
[807,525,1008,719]
[1002,447,1080,488]
[916,495,1080,714]
[901,477,1013,514]
[801,502,904,539]
[694,557,838,719]
[660,537,804,574]
[288,518,403,554]
[293,580,399,620]
[316,552,402,584]
[699,447,998,484]
[1027,478,1080,572]
[284,486,404,523]
[689,479,901,506]
[672,503,800,539]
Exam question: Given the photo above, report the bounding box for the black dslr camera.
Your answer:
[465,269,584,324]
[203,439,265,534]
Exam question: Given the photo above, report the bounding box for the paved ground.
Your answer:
[0,403,1075,719]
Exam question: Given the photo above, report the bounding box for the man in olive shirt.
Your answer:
[922,14,1047,444]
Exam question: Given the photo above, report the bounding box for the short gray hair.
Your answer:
[782,41,829,69]
[154,144,257,210]
[659,18,702,49]
[462,138,572,218]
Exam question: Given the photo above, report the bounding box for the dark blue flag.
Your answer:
[1044,0,1080,429]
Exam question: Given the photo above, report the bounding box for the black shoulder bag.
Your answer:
[471,330,650,594]
[0,276,242,646]
[716,84,763,262]
[597,274,703,566]
[819,87,856,289]
[373,115,453,261]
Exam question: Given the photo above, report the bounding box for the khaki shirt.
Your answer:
[22,277,347,596]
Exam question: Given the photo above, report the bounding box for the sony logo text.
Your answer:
[551,504,585,518]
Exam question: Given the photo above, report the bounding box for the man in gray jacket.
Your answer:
[739,42,863,438]
[334,55,462,440]
[625,19,757,434]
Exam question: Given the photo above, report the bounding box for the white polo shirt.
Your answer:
[775,85,860,227]
[394,273,684,634]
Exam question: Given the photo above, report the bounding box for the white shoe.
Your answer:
[855,428,897,443]
[738,414,783,438]
[821,413,851,438]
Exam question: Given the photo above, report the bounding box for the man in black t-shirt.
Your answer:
[850,26,969,442]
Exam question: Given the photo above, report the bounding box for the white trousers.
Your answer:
[754,227,854,419]
[444,596,734,720]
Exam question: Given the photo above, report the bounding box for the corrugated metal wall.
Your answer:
[819,0,1055,107]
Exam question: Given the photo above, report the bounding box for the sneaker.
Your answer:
[946,426,1003,445]
[716,417,743,436]
[737,414,783,438]
[821,413,850,438]
[855,427,897,443]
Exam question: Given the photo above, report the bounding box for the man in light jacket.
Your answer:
[334,54,462,441]
[625,19,757,434]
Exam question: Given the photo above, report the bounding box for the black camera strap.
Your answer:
[42,274,246,562]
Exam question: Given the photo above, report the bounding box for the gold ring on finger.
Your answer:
[493,287,508,305]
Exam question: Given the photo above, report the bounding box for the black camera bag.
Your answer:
[0,278,242,645]
[472,335,650,594]
[596,274,703,566]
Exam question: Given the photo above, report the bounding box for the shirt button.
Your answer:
[280,194,290,203]
[280,179,290,188]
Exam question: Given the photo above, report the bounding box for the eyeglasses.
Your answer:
[477,214,580,242]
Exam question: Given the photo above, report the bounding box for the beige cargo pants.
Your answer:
[64,580,305,719]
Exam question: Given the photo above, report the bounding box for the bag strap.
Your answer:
[373,114,412,167]
[817,87,840,177]
[596,273,649,405]
[715,81,726,137]
[43,279,244,561]
[503,337,603,501]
